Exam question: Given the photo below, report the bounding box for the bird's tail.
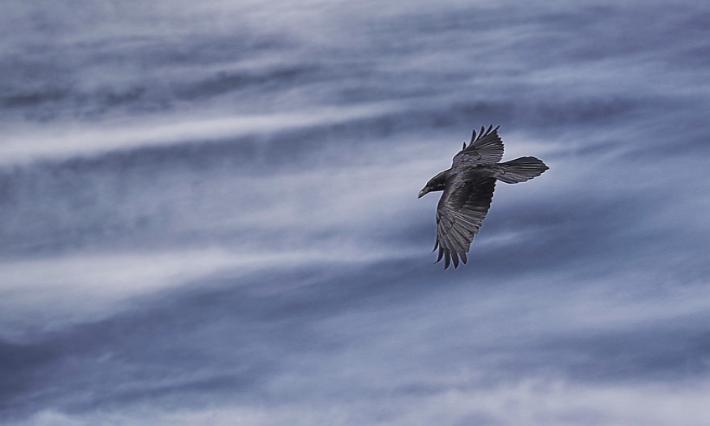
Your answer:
[493,156,549,184]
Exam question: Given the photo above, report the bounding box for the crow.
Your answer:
[418,125,548,268]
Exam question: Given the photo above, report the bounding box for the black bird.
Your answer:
[418,125,548,268]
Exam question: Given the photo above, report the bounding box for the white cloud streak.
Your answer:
[14,379,710,426]
[0,103,400,165]
[0,245,416,340]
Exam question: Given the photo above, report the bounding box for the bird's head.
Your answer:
[418,170,449,198]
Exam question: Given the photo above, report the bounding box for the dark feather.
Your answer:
[434,174,496,270]
[453,125,504,166]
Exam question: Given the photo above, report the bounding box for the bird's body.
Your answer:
[418,126,548,268]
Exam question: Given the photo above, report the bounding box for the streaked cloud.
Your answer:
[0,103,402,165]
[1,0,709,424]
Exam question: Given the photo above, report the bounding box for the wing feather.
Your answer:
[452,125,503,167]
[434,173,496,268]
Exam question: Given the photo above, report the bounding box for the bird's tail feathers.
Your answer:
[494,157,548,184]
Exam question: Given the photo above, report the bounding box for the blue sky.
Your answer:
[2,1,710,424]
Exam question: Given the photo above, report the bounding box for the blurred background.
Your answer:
[1,1,710,424]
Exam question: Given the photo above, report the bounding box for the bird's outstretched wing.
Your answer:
[434,173,496,268]
[452,125,503,167]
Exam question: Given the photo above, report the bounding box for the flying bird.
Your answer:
[418,125,548,268]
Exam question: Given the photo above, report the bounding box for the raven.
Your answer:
[418,126,548,268]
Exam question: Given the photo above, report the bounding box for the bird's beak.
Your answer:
[418,188,428,198]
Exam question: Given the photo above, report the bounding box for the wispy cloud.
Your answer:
[0,103,403,165]
[14,380,710,426]
[1,0,710,424]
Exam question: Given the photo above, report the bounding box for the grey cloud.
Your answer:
[2,0,710,424]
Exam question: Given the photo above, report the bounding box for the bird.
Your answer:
[418,125,548,269]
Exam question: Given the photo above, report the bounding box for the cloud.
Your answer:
[13,378,710,426]
[2,0,710,424]
[0,103,403,165]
